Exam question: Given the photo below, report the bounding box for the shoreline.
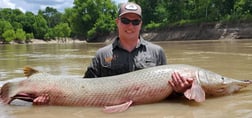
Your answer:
[28,39,87,44]
[0,38,87,45]
[1,22,252,44]
[142,22,252,41]
[1,37,251,45]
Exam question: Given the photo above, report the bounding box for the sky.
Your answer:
[0,0,128,14]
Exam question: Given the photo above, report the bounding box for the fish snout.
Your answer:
[242,80,252,84]
[224,79,252,94]
[237,80,252,87]
[205,79,251,96]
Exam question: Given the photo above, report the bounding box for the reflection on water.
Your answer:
[0,40,252,118]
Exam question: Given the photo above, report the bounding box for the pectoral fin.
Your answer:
[103,100,133,113]
[184,80,205,102]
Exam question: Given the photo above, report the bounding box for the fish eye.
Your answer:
[221,77,224,80]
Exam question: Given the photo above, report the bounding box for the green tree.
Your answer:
[0,8,23,22]
[0,8,25,29]
[71,0,117,40]
[15,28,26,42]
[62,8,75,37]
[26,33,34,41]
[130,0,162,25]
[2,29,15,43]
[38,7,62,28]
[0,20,13,39]
[234,0,252,15]
[87,7,116,39]
[131,0,188,26]
[60,23,71,38]
[0,20,13,33]
[53,23,71,38]
[44,28,55,40]
[33,15,48,39]
[12,21,23,30]
[62,8,73,24]
[19,12,36,33]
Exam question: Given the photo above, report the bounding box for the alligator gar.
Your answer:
[0,64,251,113]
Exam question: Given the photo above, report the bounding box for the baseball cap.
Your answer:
[118,2,142,18]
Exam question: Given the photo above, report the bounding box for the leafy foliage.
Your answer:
[71,0,117,39]
[2,29,15,43]
[32,15,48,39]
[15,28,26,41]
[54,23,71,38]
[38,7,62,28]
[131,0,252,28]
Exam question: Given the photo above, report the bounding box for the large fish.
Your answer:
[0,64,251,113]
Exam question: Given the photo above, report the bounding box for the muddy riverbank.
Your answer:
[142,22,252,41]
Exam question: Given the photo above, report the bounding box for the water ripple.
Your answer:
[184,51,252,57]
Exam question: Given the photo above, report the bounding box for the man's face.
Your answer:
[116,13,142,40]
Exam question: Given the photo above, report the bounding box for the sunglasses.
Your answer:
[120,17,141,26]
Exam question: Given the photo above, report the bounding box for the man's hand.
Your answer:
[168,72,193,93]
[33,94,50,105]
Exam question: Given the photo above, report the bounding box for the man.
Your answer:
[33,2,192,105]
[84,3,165,78]
[83,2,192,94]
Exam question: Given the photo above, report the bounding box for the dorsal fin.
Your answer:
[23,66,39,77]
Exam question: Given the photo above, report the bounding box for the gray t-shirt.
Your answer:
[84,37,167,78]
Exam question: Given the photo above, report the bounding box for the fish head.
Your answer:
[0,81,38,104]
[198,70,252,96]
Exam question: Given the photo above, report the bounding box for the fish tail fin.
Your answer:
[23,66,39,77]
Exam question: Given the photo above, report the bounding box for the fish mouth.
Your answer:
[242,80,252,83]
[7,93,36,104]
[0,83,35,104]
[237,80,252,87]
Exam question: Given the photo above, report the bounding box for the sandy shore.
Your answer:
[28,39,86,44]
[0,38,86,44]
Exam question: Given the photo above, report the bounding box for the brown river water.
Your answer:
[0,40,252,118]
